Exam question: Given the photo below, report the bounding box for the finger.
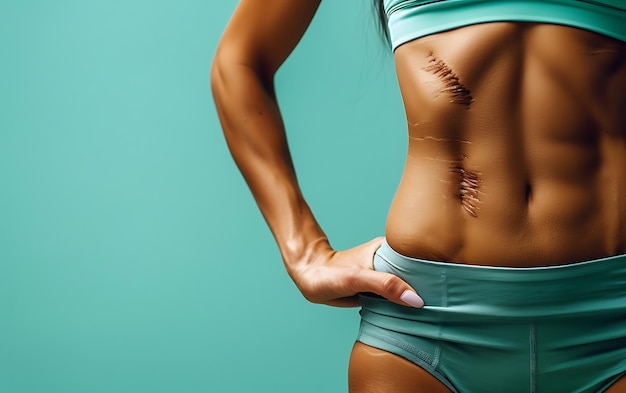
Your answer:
[350,236,384,270]
[342,268,424,308]
[364,236,384,250]
[325,295,361,308]
[364,236,384,266]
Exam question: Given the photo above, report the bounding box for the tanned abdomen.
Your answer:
[386,23,626,267]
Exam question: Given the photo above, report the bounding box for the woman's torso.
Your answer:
[386,22,626,267]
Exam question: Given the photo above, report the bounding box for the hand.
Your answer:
[290,237,424,308]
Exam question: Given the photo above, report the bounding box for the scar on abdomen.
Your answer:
[424,53,473,107]
[409,135,471,144]
[451,166,482,217]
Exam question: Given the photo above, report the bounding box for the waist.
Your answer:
[364,239,626,318]
[385,145,626,266]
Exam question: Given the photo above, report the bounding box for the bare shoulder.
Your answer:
[215,0,321,74]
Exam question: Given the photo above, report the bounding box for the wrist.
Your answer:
[281,233,331,269]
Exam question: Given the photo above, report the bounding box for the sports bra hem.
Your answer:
[386,0,626,50]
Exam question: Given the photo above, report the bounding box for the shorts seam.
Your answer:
[357,321,458,393]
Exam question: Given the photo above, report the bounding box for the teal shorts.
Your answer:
[357,240,626,393]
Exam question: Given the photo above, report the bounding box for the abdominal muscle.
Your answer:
[385,22,626,267]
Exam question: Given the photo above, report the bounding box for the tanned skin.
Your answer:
[212,1,626,391]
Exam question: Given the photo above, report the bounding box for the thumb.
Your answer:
[347,268,424,308]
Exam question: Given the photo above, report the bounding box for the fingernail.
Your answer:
[400,290,424,308]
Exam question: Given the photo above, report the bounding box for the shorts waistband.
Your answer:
[369,240,626,318]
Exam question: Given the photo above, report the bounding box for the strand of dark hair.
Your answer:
[373,0,390,45]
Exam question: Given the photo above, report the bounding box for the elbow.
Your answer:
[210,51,227,101]
[210,49,247,104]
[211,44,275,98]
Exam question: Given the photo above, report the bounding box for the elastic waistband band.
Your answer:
[370,240,626,318]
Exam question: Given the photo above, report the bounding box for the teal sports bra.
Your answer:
[385,0,626,50]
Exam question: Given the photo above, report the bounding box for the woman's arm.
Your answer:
[211,0,422,308]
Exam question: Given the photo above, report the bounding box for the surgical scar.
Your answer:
[409,135,471,144]
[424,54,473,107]
[452,166,482,217]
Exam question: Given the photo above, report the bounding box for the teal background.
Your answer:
[0,1,405,392]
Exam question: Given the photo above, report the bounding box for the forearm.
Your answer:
[210,0,422,308]
[211,58,330,271]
